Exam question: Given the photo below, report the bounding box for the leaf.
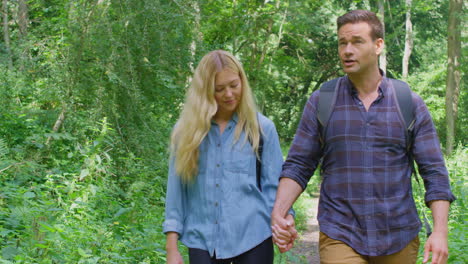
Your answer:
[38,222,56,233]
[34,243,49,249]
[113,207,131,218]
[1,246,18,260]
[23,191,36,199]
[79,169,89,180]
[78,248,91,258]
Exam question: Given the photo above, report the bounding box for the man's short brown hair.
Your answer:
[337,10,383,40]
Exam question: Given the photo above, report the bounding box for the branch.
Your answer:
[0,162,25,173]
[46,107,66,145]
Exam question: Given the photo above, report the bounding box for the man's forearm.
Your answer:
[272,177,303,218]
[429,200,450,233]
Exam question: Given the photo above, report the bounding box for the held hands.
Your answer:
[423,231,448,264]
[271,214,298,253]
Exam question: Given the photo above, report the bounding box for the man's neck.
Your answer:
[348,67,382,95]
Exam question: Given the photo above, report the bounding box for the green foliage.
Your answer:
[411,147,468,264]
[0,0,465,262]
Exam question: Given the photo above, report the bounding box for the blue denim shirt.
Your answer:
[163,113,284,259]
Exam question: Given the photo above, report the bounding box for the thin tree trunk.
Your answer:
[402,0,413,80]
[445,0,462,155]
[186,0,201,85]
[232,0,237,54]
[377,0,386,73]
[46,107,66,145]
[190,0,201,70]
[17,0,28,37]
[268,3,287,74]
[2,0,13,69]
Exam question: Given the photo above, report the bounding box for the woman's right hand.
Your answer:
[166,248,183,264]
[166,232,183,264]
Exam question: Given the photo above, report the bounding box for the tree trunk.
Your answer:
[402,0,413,80]
[2,0,13,69]
[445,0,462,155]
[186,0,202,85]
[46,108,67,145]
[377,0,386,73]
[17,0,28,38]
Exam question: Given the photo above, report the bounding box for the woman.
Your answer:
[163,50,293,263]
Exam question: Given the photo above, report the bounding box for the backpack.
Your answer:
[256,135,264,192]
[317,77,432,237]
[317,77,415,148]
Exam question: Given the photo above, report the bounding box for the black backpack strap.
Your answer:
[256,133,264,192]
[392,79,432,237]
[392,79,415,136]
[317,78,340,175]
[255,113,264,192]
[392,79,416,168]
[317,78,340,145]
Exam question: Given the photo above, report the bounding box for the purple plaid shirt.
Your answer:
[281,74,456,256]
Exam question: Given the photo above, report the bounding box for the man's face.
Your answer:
[338,22,383,76]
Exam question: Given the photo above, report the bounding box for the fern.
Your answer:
[0,138,9,160]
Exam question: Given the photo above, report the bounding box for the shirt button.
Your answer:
[217,144,220,147]
[216,164,220,167]
[214,202,218,206]
[359,102,363,105]
[215,220,218,224]
[216,184,219,187]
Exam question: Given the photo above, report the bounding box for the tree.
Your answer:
[2,0,12,69]
[445,0,462,155]
[17,0,28,38]
[378,0,386,73]
[402,0,413,79]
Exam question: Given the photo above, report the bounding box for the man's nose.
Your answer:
[344,43,354,54]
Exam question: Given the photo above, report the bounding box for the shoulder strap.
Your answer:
[391,78,416,170]
[391,79,432,237]
[256,133,263,192]
[317,78,340,146]
[392,79,415,133]
[392,78,415,155]
[317,78,340,127]
[256,114,264,192]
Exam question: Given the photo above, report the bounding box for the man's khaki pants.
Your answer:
[319,232,420,264]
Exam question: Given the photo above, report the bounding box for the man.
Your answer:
[271,10,455,264]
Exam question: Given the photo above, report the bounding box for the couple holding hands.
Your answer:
[163,10,455,264]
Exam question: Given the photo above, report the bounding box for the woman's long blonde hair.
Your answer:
[170,50,261,182]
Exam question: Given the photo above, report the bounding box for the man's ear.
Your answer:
[375,38,384,56]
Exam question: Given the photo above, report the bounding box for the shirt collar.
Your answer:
[345,69,387,97]
[211,112,239,125]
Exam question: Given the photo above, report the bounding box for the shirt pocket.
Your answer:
[225,142,254,173]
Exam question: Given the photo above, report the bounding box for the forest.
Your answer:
[0,0,466,263]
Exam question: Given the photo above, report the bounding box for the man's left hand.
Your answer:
[423,231,448,264]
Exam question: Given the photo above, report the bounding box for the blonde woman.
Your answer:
[163,50,295,264]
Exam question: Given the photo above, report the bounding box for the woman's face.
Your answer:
[214,69,242,117]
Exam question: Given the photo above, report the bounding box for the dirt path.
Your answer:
[289,193,320,264]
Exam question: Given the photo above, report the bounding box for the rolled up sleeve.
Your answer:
[281,91,323,190]
[163,158,186,234]
[411,94,456,206]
